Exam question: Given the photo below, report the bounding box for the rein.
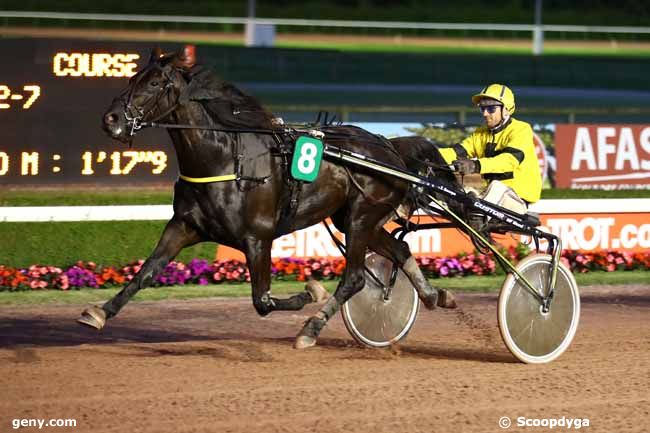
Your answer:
[123,65,429,186]
[140,121,286,136]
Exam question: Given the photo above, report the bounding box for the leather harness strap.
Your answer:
[179,174,237,183]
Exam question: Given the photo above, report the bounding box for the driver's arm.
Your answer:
[438,133,481,164]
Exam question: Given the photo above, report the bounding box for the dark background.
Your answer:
[2,36,650,185]
[1,39,181,185]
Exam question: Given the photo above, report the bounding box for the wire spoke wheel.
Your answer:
[498,254,580,364]
[341,253,420,348]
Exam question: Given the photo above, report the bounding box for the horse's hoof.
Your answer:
[77,306,106,330]
[437,289,457,309]
[305,280,330,303]
[294,335,317,349]
[294,316,326,349]
[419,292,437,310]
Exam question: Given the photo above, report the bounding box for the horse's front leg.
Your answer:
[77,216,201,329]
[244,238,329,317]
[294,219,371,349]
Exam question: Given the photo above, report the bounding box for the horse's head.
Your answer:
[103,46,212,143]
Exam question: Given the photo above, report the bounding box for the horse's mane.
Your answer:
[186,66,276,129]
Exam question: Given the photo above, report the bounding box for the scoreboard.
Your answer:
[1,38,182,185]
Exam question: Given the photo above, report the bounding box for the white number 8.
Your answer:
[297,142,318,174]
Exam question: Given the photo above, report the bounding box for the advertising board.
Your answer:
[555,124,650,189]
[215,199,650,260]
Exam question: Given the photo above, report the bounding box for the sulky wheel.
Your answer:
[341,253,420,348]
[498,254,580,364]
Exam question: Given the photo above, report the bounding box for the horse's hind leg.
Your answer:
[367,229,456,310]
[77,216,201,329]
[244,238,329,317]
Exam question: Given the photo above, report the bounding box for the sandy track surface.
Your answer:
[1,286,648,433]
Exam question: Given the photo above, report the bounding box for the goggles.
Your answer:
[479,104,502,114]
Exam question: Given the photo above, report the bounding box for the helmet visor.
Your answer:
[477,97,502,106]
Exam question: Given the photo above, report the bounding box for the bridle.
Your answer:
[120,62,284,138]
[121,62,179,137]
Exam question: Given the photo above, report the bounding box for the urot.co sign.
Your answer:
[555,124,650,189]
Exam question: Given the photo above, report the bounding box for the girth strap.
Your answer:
[275,180,302,237]
[273,133,303,237]
[179,174,237,183]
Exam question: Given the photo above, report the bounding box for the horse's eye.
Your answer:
[150,81,159,87]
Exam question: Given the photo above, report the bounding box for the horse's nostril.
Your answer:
[104,113,119,125]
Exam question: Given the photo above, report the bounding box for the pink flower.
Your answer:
[29,279,47,289]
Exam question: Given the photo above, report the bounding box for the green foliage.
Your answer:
[0,220,218,268]
[406,125,474,146]
[0,189,173,206]
[541,189,650,199]
[407,124,556,150]
[407,124,555,153]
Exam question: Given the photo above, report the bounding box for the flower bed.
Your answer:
[1,248,649,291]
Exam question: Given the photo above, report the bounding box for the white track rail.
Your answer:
[1,11,649,35]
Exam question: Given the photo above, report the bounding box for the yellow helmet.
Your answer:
[472,84,516,114]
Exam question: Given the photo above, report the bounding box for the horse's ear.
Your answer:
[174,45,196,70]
[149,47,163,64]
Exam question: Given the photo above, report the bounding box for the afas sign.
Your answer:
[555,124,650,189]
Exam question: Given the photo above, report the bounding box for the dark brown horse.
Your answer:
[77,48,455,348]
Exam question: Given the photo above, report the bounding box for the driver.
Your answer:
[438,84,542,213]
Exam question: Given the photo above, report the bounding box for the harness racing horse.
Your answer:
[77,48,456,348]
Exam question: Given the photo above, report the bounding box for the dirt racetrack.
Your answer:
[1,285,648,433]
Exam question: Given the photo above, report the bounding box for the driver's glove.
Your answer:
[453,158,481,175]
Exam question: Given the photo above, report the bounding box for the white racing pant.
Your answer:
[479,180,528,215]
